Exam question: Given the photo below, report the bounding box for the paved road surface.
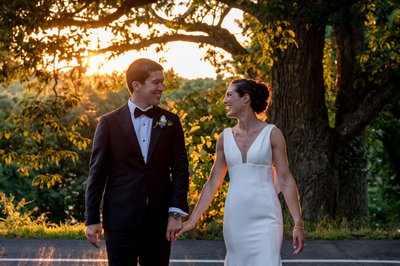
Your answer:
[0,239,399,265]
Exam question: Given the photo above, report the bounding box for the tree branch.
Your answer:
[45,0,158,29]
[147,6,228,34]
[146,6,169,24]
[92,33,249,57]
[140,6,248,57]
[335,72,400,146]
[218,0,256,16]
[217,7,232,27]
[176,3,197,20]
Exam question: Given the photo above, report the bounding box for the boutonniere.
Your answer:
[154,115,173,128]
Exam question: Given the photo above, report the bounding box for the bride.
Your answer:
[176,79,305,265]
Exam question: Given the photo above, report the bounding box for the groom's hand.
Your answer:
[166,217,182,241]
[86,223,102,248]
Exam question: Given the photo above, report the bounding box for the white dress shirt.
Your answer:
[128,100,153,163]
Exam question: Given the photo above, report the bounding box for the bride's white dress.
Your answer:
[223,124,283,266]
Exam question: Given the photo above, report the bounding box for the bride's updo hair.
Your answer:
[231,79,271,114]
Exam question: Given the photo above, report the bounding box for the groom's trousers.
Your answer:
[104,210,171,266]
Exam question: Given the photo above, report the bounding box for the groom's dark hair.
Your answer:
[126,58,163,93]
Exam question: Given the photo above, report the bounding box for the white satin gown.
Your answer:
[223,124,283,266]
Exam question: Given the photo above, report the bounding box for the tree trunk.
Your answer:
[333,7,369,219]
[270,24,333,221]
[334,135,369,219]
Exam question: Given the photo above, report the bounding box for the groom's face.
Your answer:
[131,70,164,109]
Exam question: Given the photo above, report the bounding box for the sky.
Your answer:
[85,9,244,79]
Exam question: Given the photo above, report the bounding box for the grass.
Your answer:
[190,219,400,240]
[1,192,399,240]
[0,223,87,239]
[288,221,400,240]
[2,220,398,240]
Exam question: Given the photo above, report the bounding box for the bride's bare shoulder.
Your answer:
[270,127,286,146]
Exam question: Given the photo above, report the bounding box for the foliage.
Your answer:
[322,26,337,128]
[0,192,48,230]
[0,72,128,222]
[235,14,296,79]
[366,94,400,228]
[0,192,85,239]
[163,68,186,92]
[0,88,90,189]
[359,1,400,84]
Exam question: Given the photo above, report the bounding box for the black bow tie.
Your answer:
[134,107,155,118]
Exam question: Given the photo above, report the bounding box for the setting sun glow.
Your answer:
[84,9,244,79]
[85,42,221,79]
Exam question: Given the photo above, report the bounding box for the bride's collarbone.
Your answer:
[232,127,264,142]
[232,130,258,150]
[232,123,267,136]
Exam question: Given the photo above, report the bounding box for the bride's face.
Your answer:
[223,85,244,117]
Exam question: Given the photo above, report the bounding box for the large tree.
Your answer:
[1,0,399,221]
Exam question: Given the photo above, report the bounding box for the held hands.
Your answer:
[292,225,305,255]
[85,223,102,248]
[175,219,196,238]
[166,216,183,241]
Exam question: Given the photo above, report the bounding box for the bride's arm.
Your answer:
[271,127,305,254]
[176,133,228,237]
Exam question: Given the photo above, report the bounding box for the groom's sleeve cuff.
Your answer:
[168,207,188,217]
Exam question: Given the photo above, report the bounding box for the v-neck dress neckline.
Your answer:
[229,125,269,164]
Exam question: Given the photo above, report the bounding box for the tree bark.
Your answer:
[270,23,333,221]
[333,7,369,219]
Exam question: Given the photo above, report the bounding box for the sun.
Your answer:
[86,54,106,75]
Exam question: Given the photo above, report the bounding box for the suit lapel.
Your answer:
[147,107,163,163]
[115,104,144,163]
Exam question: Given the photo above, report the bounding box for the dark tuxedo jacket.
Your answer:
[85,104,189,232]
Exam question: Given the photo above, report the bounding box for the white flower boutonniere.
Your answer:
[154,115,173,128]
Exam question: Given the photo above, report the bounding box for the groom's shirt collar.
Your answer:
[128,99,154,114]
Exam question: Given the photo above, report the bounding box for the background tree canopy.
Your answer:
[1,0,399,224]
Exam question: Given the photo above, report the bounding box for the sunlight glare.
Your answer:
[86,54,106,74]
[84,9,244,79]
[85,43,221,79]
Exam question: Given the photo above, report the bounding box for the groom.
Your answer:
[85,58,189,265]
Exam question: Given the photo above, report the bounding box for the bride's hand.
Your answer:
[175,220,196,238]
[292,226,305,255]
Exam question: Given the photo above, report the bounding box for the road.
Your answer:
[0,239,399,265]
